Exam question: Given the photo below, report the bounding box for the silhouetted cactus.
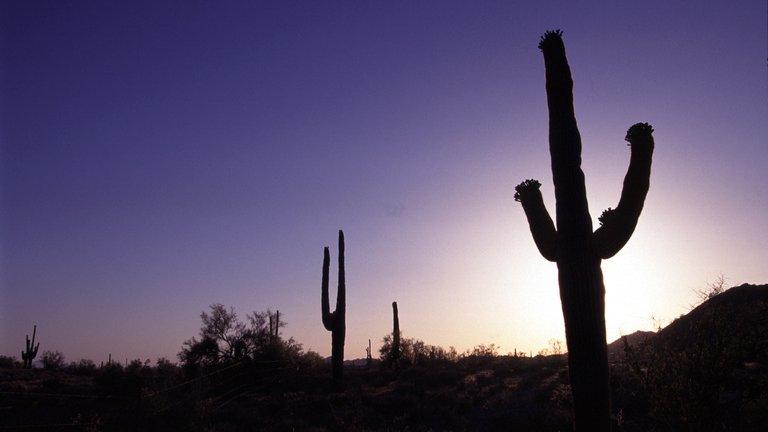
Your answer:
[391,301,400,364]
[321,230,346,381]
[366,339,372,368]
[21,325,39,369]
[269,310,280,342]
[515,30,655,431]
[274,310,279,339]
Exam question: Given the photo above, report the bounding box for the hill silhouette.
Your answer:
[611,283,768,431]
[610,283,768,360]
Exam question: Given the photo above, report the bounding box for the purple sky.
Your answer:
[2,1,767,363]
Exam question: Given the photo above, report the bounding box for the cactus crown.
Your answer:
[538,29,563,51]
[514,179,542,202]
[625,122,654,145]
[598,207,616,226]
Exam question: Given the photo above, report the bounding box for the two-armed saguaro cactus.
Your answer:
[321,230,346,381]
[22,325,40,369]
[391,301,400,364]
[515,30,655,431]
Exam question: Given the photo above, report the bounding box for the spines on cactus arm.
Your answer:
[540,29,573,104]
[593,123,655,258]
[321,247,334,330]
[515,179,557,262]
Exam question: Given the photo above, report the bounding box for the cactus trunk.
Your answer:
[558,259,609,429]
[321,230,346,382]
[516,30,655,431]
[270,310,280,342]
[391,301,400,364]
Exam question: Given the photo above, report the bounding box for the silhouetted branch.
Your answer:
[593,123,654,258]
[515,179,557,261]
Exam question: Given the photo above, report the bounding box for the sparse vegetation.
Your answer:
[40,350,65,370]
[1,284,766,430]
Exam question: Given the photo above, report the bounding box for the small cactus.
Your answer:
[391,301,401,365]
[21,325,40,369]
[366,339,372,368]
[321,230,346,381]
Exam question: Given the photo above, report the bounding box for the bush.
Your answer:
[179,305,309,374]
[0,355,20,369]
[68,358,97,375]
[41,350,65,370]
[379,334,458,367]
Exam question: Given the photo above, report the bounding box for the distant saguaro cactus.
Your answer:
[366,339,372,368]
[515,30,655,431]
[391,301,400,364]
[269,310,280,342]
[321,230,346,381]
[21,325,40,369]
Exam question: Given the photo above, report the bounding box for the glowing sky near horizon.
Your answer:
[2,1,767,363]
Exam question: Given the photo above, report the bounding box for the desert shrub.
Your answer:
[94,362,125,394]
[179,305,309,376]
[0,355,20,369]
[68,358,97,375]
[41,350,66,370]
[379,334,456,367]
[468,343,499,358]
[295,350,324,370]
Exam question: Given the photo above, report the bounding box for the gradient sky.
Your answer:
[2,1,767,363]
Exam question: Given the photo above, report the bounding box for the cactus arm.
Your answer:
[540,30,592,238]
[515,179,557,262]
[321,247,334,330]
[336,230,345,315]
[593,123,654,258]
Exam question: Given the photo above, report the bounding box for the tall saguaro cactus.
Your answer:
[391,301,400,364]
[22,325,40,369]
[515,30,655,431]
[321,230,346,381]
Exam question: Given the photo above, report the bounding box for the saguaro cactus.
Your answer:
[515,30,655,431]
[365,339,372,368]
[391,301,400,364]
[21,325,40,369]
[321,230,346,381]
[269,310,280,342]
